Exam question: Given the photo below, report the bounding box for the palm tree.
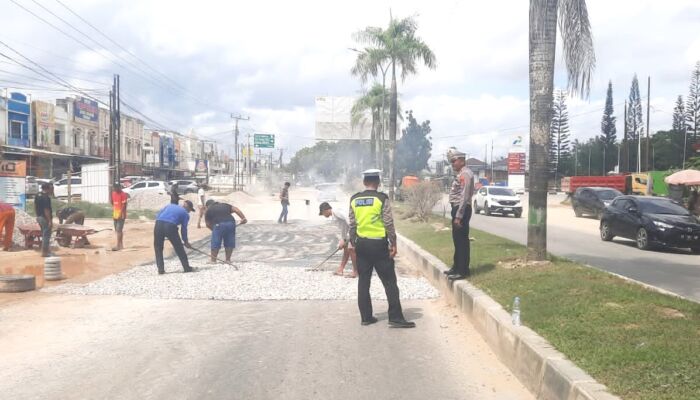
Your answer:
[353,15,436,199]
[528,0,595,260]
[351,84,399,169]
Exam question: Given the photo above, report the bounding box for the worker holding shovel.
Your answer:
[205,199,247,264]
[319,202,357,278]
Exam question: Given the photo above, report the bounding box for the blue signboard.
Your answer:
[74,97,99,123]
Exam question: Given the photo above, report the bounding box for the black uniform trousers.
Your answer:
[451,204,472,276]
[355,237,405,322]
[154,220,190,273]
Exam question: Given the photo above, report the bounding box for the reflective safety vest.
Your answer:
[351,190,387,239]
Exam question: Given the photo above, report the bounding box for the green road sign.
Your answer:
[254,134,275,148]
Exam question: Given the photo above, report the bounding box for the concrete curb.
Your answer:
[398,233,621,400]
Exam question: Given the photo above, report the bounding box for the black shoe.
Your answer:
[447,273,467,281]
[443,268,456,275]
[361,317,379,326]
[389,319,416,328]
[157,269,165,275]
[183,267,195,273]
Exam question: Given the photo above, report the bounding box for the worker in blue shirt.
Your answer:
[154,200,196,274]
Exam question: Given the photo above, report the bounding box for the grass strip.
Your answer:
[395,213,700,400]
[25,199,156,220]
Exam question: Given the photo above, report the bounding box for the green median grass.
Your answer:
[395,213,700,400]
[26,199,156,221]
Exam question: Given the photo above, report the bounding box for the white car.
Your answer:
[473,186,523,218]
[123,180,168,196]
[53,176,83,200]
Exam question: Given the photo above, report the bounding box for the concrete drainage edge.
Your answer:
[397,233,621,400]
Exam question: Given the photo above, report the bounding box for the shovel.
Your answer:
[188,245,240,270]
[305,247,341,271]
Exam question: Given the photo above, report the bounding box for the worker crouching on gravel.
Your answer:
[154,200,196,274]
[57,206,89,246]
[319,202,357,278]
[205,199,247,264]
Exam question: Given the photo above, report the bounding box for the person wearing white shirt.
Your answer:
[197,184,207,229]
[319,202,357,278]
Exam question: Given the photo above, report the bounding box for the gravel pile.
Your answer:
[10,208,36,248]
[128,192,200,211]
[43,260,439,301]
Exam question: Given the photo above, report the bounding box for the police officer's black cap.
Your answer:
[319,202,332,215]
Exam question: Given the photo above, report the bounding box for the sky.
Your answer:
[1,0,699,164]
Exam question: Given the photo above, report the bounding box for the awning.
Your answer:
[2,145,72,158]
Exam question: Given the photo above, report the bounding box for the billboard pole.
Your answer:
[231,114,249,191]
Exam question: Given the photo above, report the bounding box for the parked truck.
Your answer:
[561,173,649,195]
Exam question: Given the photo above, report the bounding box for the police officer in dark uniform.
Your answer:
[348,169,415,328]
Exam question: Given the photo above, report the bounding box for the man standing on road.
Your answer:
[197,184,207,229]
[349,169,415,328]
[444,148,475,281]
[110,183,128,251]
[205,199,248,263]
[319,202,357,278]
[35,182,54,257]
[278,182,290,223]
[154,200,196,274]
[0,201,16,251]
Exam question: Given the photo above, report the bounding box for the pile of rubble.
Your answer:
[43,260,440,301]
[10,208,36,248]
[127,192,200,211]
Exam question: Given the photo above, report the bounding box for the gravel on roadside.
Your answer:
[43,260,439,301]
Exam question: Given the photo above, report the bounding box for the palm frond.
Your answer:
[558,0,596,98]
[352,27,385,47]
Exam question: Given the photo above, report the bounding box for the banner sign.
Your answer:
[0,160,27,209]
[194,159,209,177]
[254,134,275,148]
[0,160,27,177]
[507,152,526,174]
[74,97,99,123]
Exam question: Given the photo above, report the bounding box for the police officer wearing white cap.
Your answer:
[445,148,475,280]
[348,169,415,328]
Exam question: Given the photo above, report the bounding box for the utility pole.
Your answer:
[115,74,121,183]
[109,88,114,183]
[230,114,249,191]
[247,133,252,184]
[490,139,494,182]
[645,76,651,172]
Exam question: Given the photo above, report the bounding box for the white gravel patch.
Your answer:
[43,260,439,301]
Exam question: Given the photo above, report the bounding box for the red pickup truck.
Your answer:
[562,176,632,194]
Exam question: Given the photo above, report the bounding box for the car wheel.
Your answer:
[484,202,491,216]
[600,221,614,241]
[473,200,480,214]
[636,227,652,250]
[514,211,522,218]
[573,206,582,217]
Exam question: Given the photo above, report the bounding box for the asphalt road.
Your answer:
[460,195,700,302]
[0,220,532,400]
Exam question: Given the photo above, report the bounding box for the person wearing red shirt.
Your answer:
[110,183,128,251]
[0,201,15,251]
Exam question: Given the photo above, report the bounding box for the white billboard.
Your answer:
[315,96,373,141]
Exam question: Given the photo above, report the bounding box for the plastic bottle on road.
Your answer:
[512,296,521,326]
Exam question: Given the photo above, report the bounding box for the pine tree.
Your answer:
[600,81,617,173]
[673,95,686,132]
[626,74,644,171]
[550,90,571,179]
[686,61,700,144]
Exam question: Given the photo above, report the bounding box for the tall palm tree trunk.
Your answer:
[528,0,558,260]
[370,108,379,166]
[388,61,398,199]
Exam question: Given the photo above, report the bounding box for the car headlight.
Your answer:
[652,221,674,230]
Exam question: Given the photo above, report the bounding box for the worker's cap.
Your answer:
[362,169,382,178]
[205,199,216,207]
[183,200,195,213]
[319,202,332,215]
[446,148,466,162]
